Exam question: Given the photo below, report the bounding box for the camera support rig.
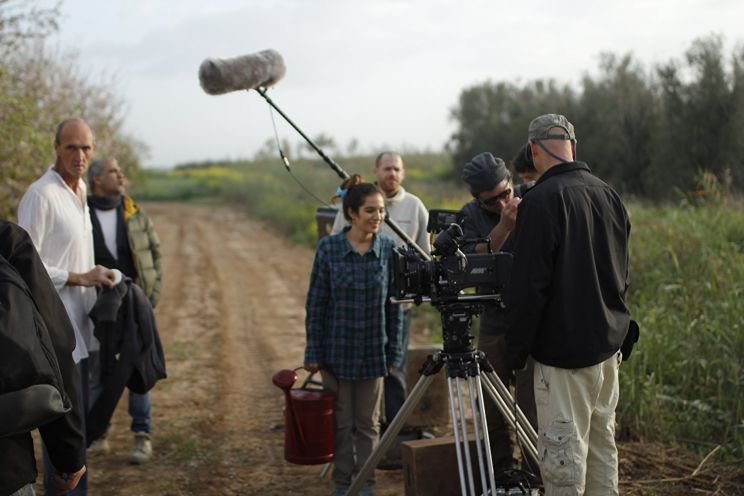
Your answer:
[346,294,539,496]
[347,218,540,495]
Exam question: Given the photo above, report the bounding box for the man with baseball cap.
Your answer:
[458,152,538,477]
[505,114,632,495]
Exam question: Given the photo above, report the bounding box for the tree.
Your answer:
[448,79,576,178]
[0,1,147,220]
[576,53,657,195]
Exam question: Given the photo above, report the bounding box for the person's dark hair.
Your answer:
[340,174,382,221]
[511,143,537,175]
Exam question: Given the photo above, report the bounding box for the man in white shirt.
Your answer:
[331,151,429,442]
[18,117,116,496]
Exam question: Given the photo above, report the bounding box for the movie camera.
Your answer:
[392,209,513,306]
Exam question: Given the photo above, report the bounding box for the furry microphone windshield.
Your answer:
[198,49,286,95]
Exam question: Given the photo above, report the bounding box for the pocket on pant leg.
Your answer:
[538,418,579,487]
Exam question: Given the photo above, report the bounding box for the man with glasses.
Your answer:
[458,152,539,479]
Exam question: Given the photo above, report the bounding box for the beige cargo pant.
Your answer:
[534,353,621,496]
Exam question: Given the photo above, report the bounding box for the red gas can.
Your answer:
[272,368,336,465]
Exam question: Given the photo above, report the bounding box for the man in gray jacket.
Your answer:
[87,157,162,464]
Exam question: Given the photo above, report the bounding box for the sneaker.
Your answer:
[130,431,152,464]
[87,437,110,455]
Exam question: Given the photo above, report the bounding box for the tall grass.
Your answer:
[133,157,743,459]
[620,203,744,457]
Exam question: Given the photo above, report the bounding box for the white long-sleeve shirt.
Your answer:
[331,186,430,254]
[18,166,98,363]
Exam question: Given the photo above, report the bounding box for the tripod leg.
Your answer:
[452,377,477,496]
[480,371,539,465]
[445,377,469,496]
[472,375,498,495]
[345,373,436,496]
[486,370,538,445]
[467,376,494,496]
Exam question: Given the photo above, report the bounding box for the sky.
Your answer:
[37,0,744,168]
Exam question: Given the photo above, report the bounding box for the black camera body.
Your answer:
[392,209,512,306]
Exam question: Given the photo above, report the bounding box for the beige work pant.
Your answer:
[534,353,621,496]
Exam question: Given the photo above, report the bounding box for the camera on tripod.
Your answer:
[392,209,513,307]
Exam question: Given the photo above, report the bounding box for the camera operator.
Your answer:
[458,152,537,476]
[505,114,631,495]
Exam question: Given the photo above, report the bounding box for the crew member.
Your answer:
[458,152,537,476]
[506,114,632,495]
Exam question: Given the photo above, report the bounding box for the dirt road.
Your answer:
[80,202,402,495]
[45,203,738,496]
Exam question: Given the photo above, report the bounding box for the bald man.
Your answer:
[18,118,116,496]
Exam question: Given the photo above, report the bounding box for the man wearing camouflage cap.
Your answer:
[458,152,538,476]
[505,114,632,495]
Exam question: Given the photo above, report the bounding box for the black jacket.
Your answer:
[87,278,166,443]
[505,162,631,370]
[0,222,85,495]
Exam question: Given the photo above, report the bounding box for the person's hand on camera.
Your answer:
[304,362,319,373]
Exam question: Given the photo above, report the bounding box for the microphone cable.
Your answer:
[267,100,333,208]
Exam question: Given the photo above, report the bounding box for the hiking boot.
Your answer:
[130,431,152,464]
[87,437,110,456]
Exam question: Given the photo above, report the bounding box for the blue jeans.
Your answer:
[43,359,88,496]
[89,351,153,434]
[128,391,152,434]
[384,308,412,424]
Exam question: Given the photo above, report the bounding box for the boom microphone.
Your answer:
[198,49,286,95]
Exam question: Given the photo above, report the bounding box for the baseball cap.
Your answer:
[462,152,508,194]
[528,114,576,141]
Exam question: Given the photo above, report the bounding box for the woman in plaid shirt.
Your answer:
[304,175,404,496]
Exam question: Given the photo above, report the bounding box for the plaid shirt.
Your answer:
[304,231,403,380]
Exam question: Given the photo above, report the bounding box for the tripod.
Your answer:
[345,299,540,496]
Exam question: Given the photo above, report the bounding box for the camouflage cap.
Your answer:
[528,114,576,141]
